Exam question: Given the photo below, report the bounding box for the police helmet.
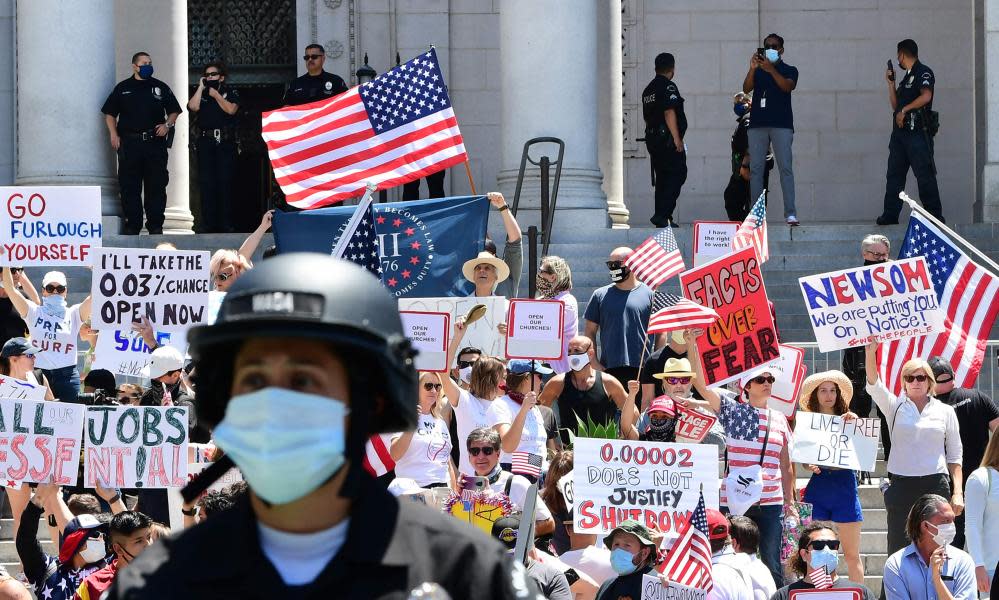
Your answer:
[187,253,418,434]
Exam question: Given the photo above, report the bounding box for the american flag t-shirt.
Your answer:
[647,292,720,333]
[717,398,790,507]
[510,452,543,479]
[659,489,714,592]
[625,228,686,288]
[732,192,769,263]
[262,48,467,209]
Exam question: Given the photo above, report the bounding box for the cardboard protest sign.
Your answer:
[0,375,47,401]
[0,398,85,486]
[505,299,565,360]
[558,472,574,511]
[84,405,189,488]
[167,443,242,530]
[0,186,102,266]
[573,438,719,535]
[798,257,945,352]
[642,575,706,600]
[692,221,739,267]
[680,246,778,387]
[738,344,807,417]
[399,311,450,372]
[93,330,188,379]
[91,248,211,332]
[674,406,718,443]
[398,296,507,360]
[791,412,881,472]
[787,589,863,600]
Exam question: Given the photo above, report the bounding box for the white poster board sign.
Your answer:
[0,186,102,266]
[91,248,211,332]
[0,398,85,486]
[92,330,189,380]
[505,299,565,360]
[84,405,189,488]
[692,221,739,267]
[400,311,450,372]
[398,296,507,361]
[791,412,881,472]
[0,375,47,401]
[739,344,807,417]
[642,575,707,600]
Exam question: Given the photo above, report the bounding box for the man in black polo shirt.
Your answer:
[743,33,799,226]
[283,44,349,107]
[102,51,182,235]
[641,52,687,228]
[929,356,999,549]
[188,61,241,233]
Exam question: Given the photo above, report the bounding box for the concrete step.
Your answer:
[0,518,49,540]
[0,539,56,564]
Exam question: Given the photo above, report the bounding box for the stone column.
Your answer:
[498,0,607,232]
[983,0,999,221]
[15,0,118,223]
[599,0,629,228]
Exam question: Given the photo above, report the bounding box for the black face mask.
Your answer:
[607,261,631,283]
[864,259,887,266]
[205,79,220,90]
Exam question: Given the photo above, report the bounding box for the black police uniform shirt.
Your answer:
[641,74,688,137]
[197,85,241,130]
[748,60,798,130]
[283,71,349,106]
[936,387,999,478]
[895,61,934,116]
[101,77,182,133]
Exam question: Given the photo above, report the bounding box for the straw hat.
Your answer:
[652,357,695,380]
[461,252,510,284]
[798,370,854,411]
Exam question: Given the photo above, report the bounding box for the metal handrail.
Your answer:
[510,137,565,256]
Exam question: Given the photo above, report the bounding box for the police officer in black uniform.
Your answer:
[109,254,539,600]
[188,62,241,233]
[102,52,182,235]
[642,53,688,228]
[877,39,944,225]
[283,44,349,107]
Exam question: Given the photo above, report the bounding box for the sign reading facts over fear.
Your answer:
[91,248,211,332]
[506,299,565,361]
[84,405,189,489]
[0,186,102,266]
[0,398,86,486]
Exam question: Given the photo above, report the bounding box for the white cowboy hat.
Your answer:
[461,251,510,284]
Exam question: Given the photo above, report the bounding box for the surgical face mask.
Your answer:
[568,353,589,372]
[607,261,630,283]
[42,293,67,317]
[138,64,154,79]
[610,547,639,575]
[808,546,839,572]
[212,387,349,505]
[80,537,107,564]
[459,366,473,384]
[765,48,780,63]
[929,522,957,547]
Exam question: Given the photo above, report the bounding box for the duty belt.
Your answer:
[122,129,161,142]
[199,128,236,143]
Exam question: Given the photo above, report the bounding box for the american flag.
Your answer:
[659,489,713,592]
[362,434,396,477]
[648,292,720,334]
[809,567,833,589]
[336,196,383,277]
[732,191,769,263]
[511,452,543,478]
[261,48,467,209]
[625,228,685,288]
[879,213,999,394]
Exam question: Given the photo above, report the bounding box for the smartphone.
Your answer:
[757,48,765,58]
[886,60,895,82]
[461,476,488,492]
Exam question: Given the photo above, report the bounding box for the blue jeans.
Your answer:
[744,504,785,588]
[41,365,81,403]
[748,127,795,218]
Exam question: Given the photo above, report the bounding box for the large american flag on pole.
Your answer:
[879,212,999,394]
[732,191,769,263]
[261,48,467,209]
[659,489,713,592]
[625,228,686,288]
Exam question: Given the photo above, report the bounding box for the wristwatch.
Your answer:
[181,506,200,517]
[498,205,509,212]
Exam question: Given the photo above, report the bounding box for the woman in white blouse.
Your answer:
[965,431,999,593]
[864,342,963,556]
[389,372,454,489]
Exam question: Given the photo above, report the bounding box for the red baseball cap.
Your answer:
[647,395,676,418]
[705,509,729,541]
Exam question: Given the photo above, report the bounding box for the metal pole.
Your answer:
[540,156,550,251]
[527,225,538,299]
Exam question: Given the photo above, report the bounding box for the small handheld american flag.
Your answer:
[659,488,714,592]
[647,292,720,334]
[510,452,543,479]
[808,566,833,589]
[732,191,769,263]
[625,228,686,288]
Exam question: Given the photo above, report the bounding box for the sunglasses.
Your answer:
[468,446,496,456]
[423,382,442,392]
[752,375,776,384]
[808,540,840,551]
[664,376,692,385]
[457,360,476,369]
[44,285,66,294]
[6,268,21,275]
[215,272,231,282]
[935,376,953,384]
[903,374,929,383]
[204,72,221,77]
[303,54,323,61]
[117,395,139,404]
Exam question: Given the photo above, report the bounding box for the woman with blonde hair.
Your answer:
[536,255,578,374]
[864,342,962,556]
[209,210,273,292]
[389,371,454,489]
[964,430,999,593]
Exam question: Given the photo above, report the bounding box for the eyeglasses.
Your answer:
[665,376,692,385]
[468,446,496,456]
[423,382,442,392]
[864,250,890,259]
[457,360,477,369]
[303,54,323,61]
[808,539,841,551]
[117,394,140,403]
[204,72,221,78]
[903,374,929,383]
[44,285,66,294]
[539,268,555,275]
[752,375,776,384]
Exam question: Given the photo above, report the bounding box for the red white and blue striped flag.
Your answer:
[511,452,543,478]
[262,48,467,209]
[625,228,686,288]
[732,191,769,263]
[659,489,713,592]
[647,292,720,334]
[362,434,396,477]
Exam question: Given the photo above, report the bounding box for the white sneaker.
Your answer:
[786,216,800,226]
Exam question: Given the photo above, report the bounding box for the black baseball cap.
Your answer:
[0,337,35,359]
[491,515,521,550]
[927,356,955,380]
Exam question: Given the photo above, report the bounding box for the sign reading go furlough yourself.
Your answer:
[0,186,102,266]
[84,405,189,488]
[0,398,86,486]
[679,246,779,387]
[91,248,211,332]
[791,412,881,472]
[399,311,450,372]
[505,299,565,360]
[573,438,719,536]
[798,257,945,352]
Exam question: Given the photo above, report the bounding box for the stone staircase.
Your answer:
[0,515,56,581]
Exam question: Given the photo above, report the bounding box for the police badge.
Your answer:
[153,86,163,99]
[325,81,333,91]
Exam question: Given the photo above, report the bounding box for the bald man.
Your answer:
[0,577,32,600]
[583,247,654,408]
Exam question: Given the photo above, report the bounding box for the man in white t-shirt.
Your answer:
[705,508,753,600]
[727,516,777,600]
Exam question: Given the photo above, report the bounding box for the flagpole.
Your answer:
[635,288,658,385]
[332,182,378,259]
[464,160,477,195]
[898,192,999,276]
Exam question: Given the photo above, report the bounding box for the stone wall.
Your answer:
[0,1,14,186]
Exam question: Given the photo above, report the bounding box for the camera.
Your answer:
[76,389,117,406]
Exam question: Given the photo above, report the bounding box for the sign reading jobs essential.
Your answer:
[0,186,102,266]
[798,257,945,352]
[92,248,211,332]
[84,405,189,489]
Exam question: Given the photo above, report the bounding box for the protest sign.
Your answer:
[505,299,565,360]
[788,589,863,600]
[400,311,450,372]
[0,375,47,401]
[674,406,718,443]
[0,398,85,486]
[798,257,945,352]
[0,186,102,266]
[642,574,706,600]
[399,296,507,360]
[738,344,807,417]
[573,438,719,535]
[791,412,880,472]
[91,248,210,332]
[680,246,778,387]
[558,472,574,511]
[166,443,242,530]
[692,221,739,267]
[93,329,188,380]
[84,405,189,488]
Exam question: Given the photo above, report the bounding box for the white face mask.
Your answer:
[929,522,957,547]
[42,293,67,318]
[568,353,589,372]
[459,366,473,384]
[79,537,107,564]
